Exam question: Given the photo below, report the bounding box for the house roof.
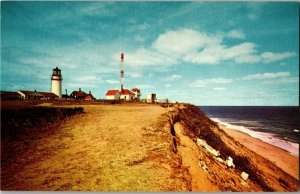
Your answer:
[39,92,58,98]
[71,90,86,97]
[120,89,134,95]
[131,88,140,92]
[18,90,44,97]
[1,91,20,95]
[18,90,34,95]
[85,94,94,99]
[106,90,119,96]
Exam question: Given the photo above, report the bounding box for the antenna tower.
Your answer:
[120,53,124,92]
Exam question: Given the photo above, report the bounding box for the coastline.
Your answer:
[219,124,299,180]
[1,102,299,191]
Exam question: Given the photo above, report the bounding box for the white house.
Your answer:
[106,90,120,100]
[147,93,156,103]
[120,89,134,101]
[131,88,141,101]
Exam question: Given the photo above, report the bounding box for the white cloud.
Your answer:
[163,74,182,81]
[242,72,290,80]
[227,29,246,39]
[261,52,296,63]
[106,79,119,84]
[183,45,223,64]
[190,77,233,88]
[209,78,233,84]
[152,28,221,55]
[121,28,296,67]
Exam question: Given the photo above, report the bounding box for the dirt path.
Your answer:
[1,104,188,191]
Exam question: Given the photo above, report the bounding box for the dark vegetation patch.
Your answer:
[1,106,84,168]
[176,104,274,191]
[160,103,174,108]
[1,106,84,141]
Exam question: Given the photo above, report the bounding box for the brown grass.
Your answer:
[1,103,189,191]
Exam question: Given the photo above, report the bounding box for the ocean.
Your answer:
[200,106,299,157]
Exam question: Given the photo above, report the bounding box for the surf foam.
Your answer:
[211,118,299,157]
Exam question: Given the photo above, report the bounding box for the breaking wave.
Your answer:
[211,118,299,157]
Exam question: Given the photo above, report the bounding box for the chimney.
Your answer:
[89,91,91,95]
[65,89,68,95]
[79,88,81,92]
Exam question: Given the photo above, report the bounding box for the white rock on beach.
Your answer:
[196,138,220,157]
[241,172,249,181]
[215,156,224,164]
[226,156,235,168]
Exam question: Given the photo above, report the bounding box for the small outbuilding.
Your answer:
[147,93,156,103]
[131,88,141,101]
[106,90,120,100]
[120,89,134,101]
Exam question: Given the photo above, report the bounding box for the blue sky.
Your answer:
[1,1,299,105]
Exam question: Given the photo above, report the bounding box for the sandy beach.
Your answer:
[220,125,299,180]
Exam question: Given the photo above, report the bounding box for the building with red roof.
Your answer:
[105,89,120,100]
[39,92,58,100]
[84,91,95,101]
[120,89,134,101]
[105,87,141,101]
[70,88,86,100]
[70,88,95,100]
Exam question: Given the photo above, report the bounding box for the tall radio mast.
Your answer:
[120,53,124,92]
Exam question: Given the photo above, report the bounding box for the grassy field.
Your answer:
[1,103,189,191]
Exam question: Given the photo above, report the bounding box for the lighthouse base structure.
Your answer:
[51,79,62,98]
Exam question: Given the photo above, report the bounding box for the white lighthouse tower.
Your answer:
[51,67,62,98]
